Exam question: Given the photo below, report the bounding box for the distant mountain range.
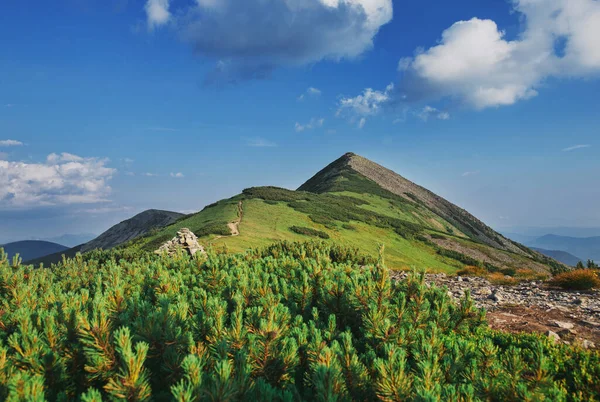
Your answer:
[530,247,583,267]
[527,234,600,263]
[1,241,69,262]
[40,233,97,248]
[27,210,184,265]
[501,232,599,266]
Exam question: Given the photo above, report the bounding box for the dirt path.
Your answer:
[228,201,243,236]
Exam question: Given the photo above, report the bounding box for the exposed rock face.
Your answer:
[82,209,184,253]
[155,228,204,257]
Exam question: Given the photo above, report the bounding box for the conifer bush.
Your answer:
[549,269,600,290]
[0,243,598,400]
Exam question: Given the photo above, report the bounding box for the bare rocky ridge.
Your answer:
[391,271,600,348]
[155,228,204,257]
[81,209,184,253]
[299,152,536,257]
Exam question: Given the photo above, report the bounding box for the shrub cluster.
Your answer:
[549,269,600,290]
[193,221,232,237]
[289,226,330,239]
[0,244,598,400]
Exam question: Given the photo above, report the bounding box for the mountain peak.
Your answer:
[299,153,528,256]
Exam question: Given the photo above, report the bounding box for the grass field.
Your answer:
[127,192,506,273]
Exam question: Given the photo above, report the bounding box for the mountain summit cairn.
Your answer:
[155,228,204,257]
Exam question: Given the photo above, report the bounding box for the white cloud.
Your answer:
[125,172,135,176]
[145,126,179,132]
[562,144,591,152]
[145,0,171,30]
[147,0,392,82]
[0,154,115,208]
[170,172,184,178]
[77,206,133,214]
[462,171,479,177]
[415,106,450,121]
[400,0,600,108]
[144,172,159,177]
[298,87,322,101]
[345,0,600,113]
[358,117,367,129]
[246,137,277,147]
[295,118,325,132]
[338,84,394,117]
[0,140,24,147]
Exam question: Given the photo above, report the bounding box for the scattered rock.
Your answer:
[558,328,576,338]
[155,228,205,257]
[582,320,600,328]
[553,321,575,330]
[488,291,503,303]
[582,340,596,349]
[545,330,560,343]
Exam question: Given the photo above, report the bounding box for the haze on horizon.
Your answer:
[1,0,599,243]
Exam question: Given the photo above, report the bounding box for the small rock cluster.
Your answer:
[155,228,204,257]
[391,272,600,320]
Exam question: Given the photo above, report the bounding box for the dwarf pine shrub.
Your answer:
[0,243,598,401]
[550,269,600,290]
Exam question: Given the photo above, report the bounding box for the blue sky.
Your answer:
[1,0,599,243]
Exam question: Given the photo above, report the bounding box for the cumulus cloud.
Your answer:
[170,172,184,178]
[245,137,277,147]
[145,0,171,30]
[295,118,325,132]
[144,173,159,177]
[146,0,392,82]
[0,154,115,208]
[562,144,591,152]
[0,140,24,147]
[347,0,600,112]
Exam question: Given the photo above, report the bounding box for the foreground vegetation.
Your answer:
[1,243,597,401]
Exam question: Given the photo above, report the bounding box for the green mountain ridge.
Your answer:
[119,153,563,275]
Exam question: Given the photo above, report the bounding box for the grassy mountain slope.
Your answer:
[1,240,68,262]
[125,154,563,275]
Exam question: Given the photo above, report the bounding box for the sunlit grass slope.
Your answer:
[126,183,556,274]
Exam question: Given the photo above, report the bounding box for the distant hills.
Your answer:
[41,233,97,248]
[531,247,583,267]
[1,241,69,262]
[527,234,600,263]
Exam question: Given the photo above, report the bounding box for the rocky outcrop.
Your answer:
[155,228,204,257]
